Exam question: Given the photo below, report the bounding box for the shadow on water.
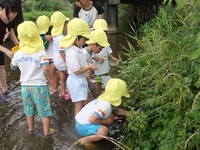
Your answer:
[0,30,136,150]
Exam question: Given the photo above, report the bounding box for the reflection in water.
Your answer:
[0,32,136,150]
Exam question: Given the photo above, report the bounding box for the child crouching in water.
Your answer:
[75,78,131,145]
[11,21,54,137]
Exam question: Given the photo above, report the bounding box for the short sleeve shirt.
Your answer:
[65,45,88,75]
[11,50,49,85]
[75,99,113,125]
[73,1,104,28]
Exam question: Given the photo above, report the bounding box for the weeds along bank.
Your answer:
[118,0,200,149]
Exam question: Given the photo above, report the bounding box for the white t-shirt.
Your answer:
[53,35,67,71]
[93,46,112,75]
[65,45,88,75]
[73,2,104,29]
[11,50,49,86]
[75,99,112,125]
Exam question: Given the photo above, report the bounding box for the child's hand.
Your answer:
[45,35,53,41]
[88,63,99,70]
[112,57,118,62]
[106,117,113,125]
[98,57,104,63]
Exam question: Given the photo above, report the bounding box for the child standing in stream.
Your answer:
[11,21,54,137]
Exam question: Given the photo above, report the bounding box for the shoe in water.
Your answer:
[3,90,18,96]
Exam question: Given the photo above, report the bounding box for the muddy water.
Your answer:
[0,31,135,150]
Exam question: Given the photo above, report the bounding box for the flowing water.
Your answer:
[0,31,135,150]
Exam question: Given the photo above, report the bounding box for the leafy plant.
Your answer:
[23,0,68,12]
[118,0,200,149]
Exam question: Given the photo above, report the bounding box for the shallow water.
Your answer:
[0,32,135,150]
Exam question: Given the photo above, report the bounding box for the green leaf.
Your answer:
[190,48,200,60]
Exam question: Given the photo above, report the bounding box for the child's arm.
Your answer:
[59,47,66,61]
[112,108,131,117]
[108,53,118,62]
[89,113,113,125]
[60,52,66,61]
[92,56,104,63]
[42,64,53,88]
[45,35,53,41]
[74,63,98,75]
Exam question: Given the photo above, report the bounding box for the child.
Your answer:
[73,0,104,29]
[82,29,110,80]
[50,11,70,100]
[59,18,98,115]
[36,15,59,95]
[0,0,20,96]
[10,21,54,137]
[92,19,118,95]
[75,78,131,145]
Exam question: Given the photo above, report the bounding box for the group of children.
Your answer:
[1,0,132,146]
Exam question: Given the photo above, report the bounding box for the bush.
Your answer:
[118,0,200,149]
[23,10,73,22]
[23,0,68,12]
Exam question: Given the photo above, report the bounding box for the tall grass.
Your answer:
[118,0,200,149]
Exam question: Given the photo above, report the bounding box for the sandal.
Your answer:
[58,93,71,100]
[78,138,85,145]
[28,129,37,135]
[50,89,58,95]
[45,128,55,138]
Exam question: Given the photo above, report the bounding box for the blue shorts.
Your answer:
[75,122,101,137]
[21,86,53,118]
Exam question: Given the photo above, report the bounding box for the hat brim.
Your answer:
[97,93,122,106]
[124,93,130,98]
[51,24,64,36]
[38,28,49,35]
[60,34,76,48]
[86,40,110,47]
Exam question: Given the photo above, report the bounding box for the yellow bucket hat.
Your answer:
[97,78,130,106]
[60,18,90,48]
[93,19,108,31]
[17,21,44,54]
[50,11,69,36]
[86,29,110,47]
[36,15,51,35]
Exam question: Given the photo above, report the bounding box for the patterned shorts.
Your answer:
[75,121,101,137]
[21,86,53,118]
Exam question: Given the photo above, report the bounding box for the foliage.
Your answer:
[23,0,69,12]
[23,10,73,22]
[118,0,200,149]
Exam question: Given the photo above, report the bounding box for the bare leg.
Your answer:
[82,125,108,144]
[74,101,84,115]
[27,116,34,132]
[0,65,8,93]
[50,63,59,91]
[42,117,50,136]
[59,71,67,95]
[84,92,91,105]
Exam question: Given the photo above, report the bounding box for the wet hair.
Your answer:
[0,0,20,19]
